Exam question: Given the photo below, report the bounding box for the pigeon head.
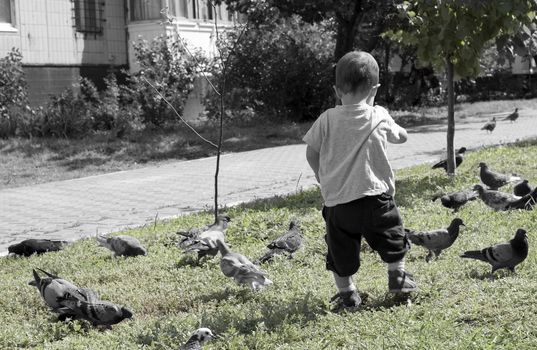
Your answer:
[514,228,528,241]
[289,220,300,229]
[193,327,215,342]
[121,307,133,319]
[472,184,485,194]
[7,242,24,255]
[216,215,231,229]
[457,147,467,154]
[478,162,487,169]
[451,218,465,227]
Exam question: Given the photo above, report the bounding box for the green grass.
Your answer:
[2,142,537,349]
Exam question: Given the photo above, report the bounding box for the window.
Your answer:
[130,0,164,21]
[0,0,11,23]
[73,0,104,34]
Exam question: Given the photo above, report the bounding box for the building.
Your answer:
[0,0,236,110]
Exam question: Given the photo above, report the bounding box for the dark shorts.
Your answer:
[322,193,410,277]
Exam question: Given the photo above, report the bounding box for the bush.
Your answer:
[205,16,335,122]
[129,34,203,127]
[0,48,31,137]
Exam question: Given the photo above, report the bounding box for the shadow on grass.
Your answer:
[396,174,453,209]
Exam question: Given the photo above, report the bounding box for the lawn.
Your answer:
[1,98,535,190]
[1,141,537,349]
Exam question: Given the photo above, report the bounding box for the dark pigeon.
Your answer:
[473,184,521,211]
[432,188,478,212]
[56,294,132,328]
[478,162,521,190]
[405,218,465,262]
[513,179,533,197]
[8,239,68,256]
[177,215,231,249]
[215,237,272,291]
[461,228,528,274]
[431,147,467,172]
[257,220,302,263]
[481,117,496,133]
[180,328,216,350]
[96,235,147,257]
[502,108,519,123]
[505,186,537,210]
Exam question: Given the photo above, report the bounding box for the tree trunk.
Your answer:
[333,1,364,61]
[446,58,456,176]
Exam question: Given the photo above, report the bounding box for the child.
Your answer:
[303,51,416,311]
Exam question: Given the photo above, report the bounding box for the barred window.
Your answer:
[0,0,12,23]
[73,0,104,34]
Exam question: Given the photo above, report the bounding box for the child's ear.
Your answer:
[333,85,342,99]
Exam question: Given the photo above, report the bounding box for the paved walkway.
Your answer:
[1,111,537,254]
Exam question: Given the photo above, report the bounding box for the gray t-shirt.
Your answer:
[303,103,406,206]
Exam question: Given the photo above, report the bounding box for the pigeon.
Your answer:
[405,218,465,262]
[432,188,479,212]
[478,162,521,190]
[177,215,231,249]
[481,117,496,133]
[96,234,147,257]
[29,269,100,319]
[431,147,467,172]
[513,179,533,197]
[473,184,521,211]
[215,237,273,291]
[55,294,133,328]
[8,239,68,256]
[257,220,302,263]
[502,108,519,123]
[461,228,528,274]
[183,228,225,263]
[505,186,537,210]
[180,328,216,350]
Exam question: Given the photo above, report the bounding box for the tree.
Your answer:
[216,0,394,61]
[385,0,537,175]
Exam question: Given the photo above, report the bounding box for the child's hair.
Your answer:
[335,51,379,94]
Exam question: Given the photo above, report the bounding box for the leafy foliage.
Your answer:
[205,16,334,122]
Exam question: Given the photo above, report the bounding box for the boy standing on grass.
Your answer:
[303,51,416,311]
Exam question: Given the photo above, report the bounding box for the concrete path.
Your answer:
[1,111,536,254]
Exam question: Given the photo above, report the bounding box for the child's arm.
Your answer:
[306,146,320,183]
[387,122,408,144]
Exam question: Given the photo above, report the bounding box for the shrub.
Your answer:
[205,16,335,122]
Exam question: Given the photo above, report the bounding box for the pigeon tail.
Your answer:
[460,250,487,262]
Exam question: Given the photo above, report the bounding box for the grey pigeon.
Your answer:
[96,234,147,257]
[8,239,68,256]
[405,218,465,262]
[431,147,467,172]
[461,228,528,274]
[478,162,521,190]
[506,186,537,210]
[183,229,225,263]
[502,108,519,123]
[180,328,216,350]
[473,184,521,211]
[481,117,496,133]
[513,179,533,197]
[257,220,302,263]
[177,215,231,249]
[29,269,99,320]
[56,294,132,328]
[215,237,273,291]
[432,188,478,212]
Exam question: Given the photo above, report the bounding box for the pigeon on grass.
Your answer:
[180,328,217,350]
[55,294,133,329]
[177,215,231,249]
[96,234,147,257]
[473,184,521,211]
[8,239,68,257]
[29,268,99,320]
[215,238,273,291]
[461,228,528,274]
[257,220,302,263]
[432,188,478,212]
[481,117,496,133]
[431,147,467,172]
[505,186,537,210]
[182,229,225,263]
[513,180,533,197]
[503,108,519,123]
[478,162,521,190]
[405,218,465,262]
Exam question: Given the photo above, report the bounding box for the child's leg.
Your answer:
[332,271,356,293]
